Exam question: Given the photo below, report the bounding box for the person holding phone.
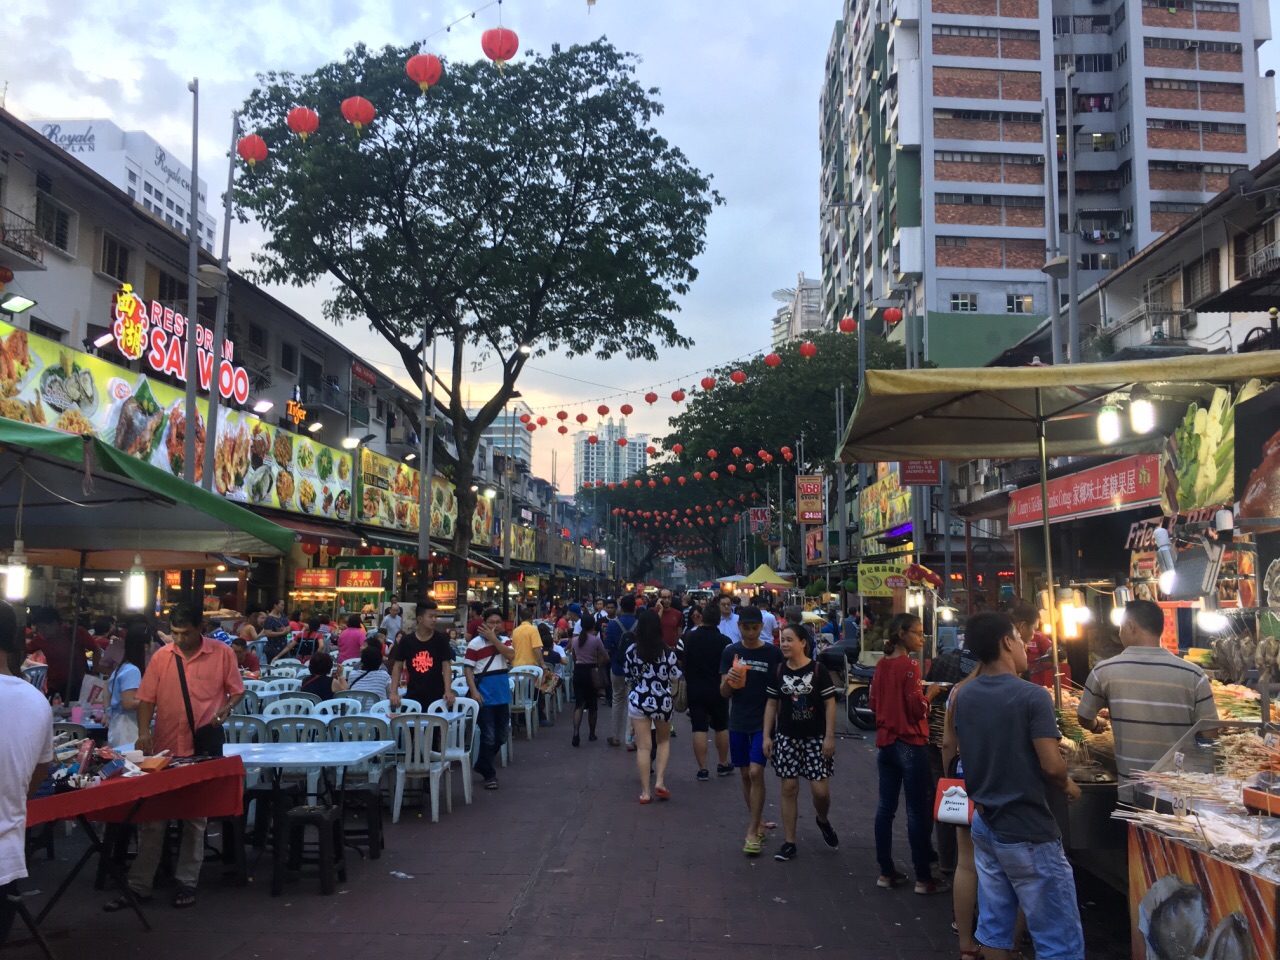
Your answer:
[465,608,515,790]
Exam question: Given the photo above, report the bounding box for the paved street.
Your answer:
[11,709,1130,959]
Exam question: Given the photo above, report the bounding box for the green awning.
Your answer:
[0,418,295,557]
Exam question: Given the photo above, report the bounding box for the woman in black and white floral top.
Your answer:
[625,609,681,804]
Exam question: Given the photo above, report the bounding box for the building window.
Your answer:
[127,171,137,184]
[1080,253,1118,270]
[1152,201,1201,213]
[143,182,153,196]
[35,192,74,254]
[937,236,969,246]
[165,199,174,211]
[101,234,130,282]
[28,318,65,343]
[950,293,979,312]
[1198,41,1241,52]
[157,270,183,302]
[280,341,297,374]
[1117,43,1128,66]
[175,206,184,220]
[375,397,387,422]
[127,188,136,200]
[1007,294,1034,314]
[247,322,268,356]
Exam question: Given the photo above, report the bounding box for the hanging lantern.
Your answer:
[781,445,792,456]
[286,107,320,142]
[729,370,747,385]
[235,134,268,170]
[745,463,756,473]
[884,307,904,325]
[717,500,724,507]
[757,449,768,459]
[617,437,628,447]
[405,53,443,93]
[763,453,773,463]
[620,403,633,416]
[648,480,657,488]
[709,471,719,480]
[672,443,684,454]
[799,342,818,360]
[728,464,737,474]
[598,404,610,416]
[576,413,589,424]
[481,27,520,72]
[299,541,319,555]
[356,546,372,556]
[732,446,743,457]
[634,480,643,488]
[645,445,657,456]
[536,415,547,426]
[671,389,685,403]
[558,425,568,435]
[608,483,616,490]
[644,392,658,405]
[525,422,536,432]
[340,96,376,134]
[764,353,782,368]
[707,449,718,460]
[677,476,686,485]
[662,476,671,485]
[588,435,598,444]
[519,413,531,423]
[700,376,716,391]
[839,316,857,334]
[783,450,794,461]
[556,410,568,421]
[693,471,703,480]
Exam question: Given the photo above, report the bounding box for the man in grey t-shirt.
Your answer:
[952,612,1084,960]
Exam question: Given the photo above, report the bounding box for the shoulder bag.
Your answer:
[173,652,226,757]
[671,651,688,714]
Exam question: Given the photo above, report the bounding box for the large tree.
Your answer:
[237,39,719,581]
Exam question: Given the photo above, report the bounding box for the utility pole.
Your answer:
[502,404,514,621]
[200,111,238,491]
[1042,97,1064,365]
[836,384,847,563]
[417,335,438,580]
[182,78,201,486]
[1065,63,1081,363]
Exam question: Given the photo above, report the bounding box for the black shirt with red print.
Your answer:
[392,628,454,707]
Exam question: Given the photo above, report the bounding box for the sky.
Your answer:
[5,0,844,490]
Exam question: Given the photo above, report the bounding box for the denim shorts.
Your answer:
[970,812,1085,960]
[728,730,766,768]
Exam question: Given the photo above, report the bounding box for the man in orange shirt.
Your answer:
[103,605,243,912]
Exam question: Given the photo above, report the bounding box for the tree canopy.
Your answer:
[236,38,721,577]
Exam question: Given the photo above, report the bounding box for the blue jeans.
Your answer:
[474,704,510,781]
[874,740,934,882]
[971,812,1085,960]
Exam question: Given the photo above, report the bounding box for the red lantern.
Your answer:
[644,392,658,405]
[588,435,598,444]
[0,267,12,284]
[672,443,684,454]
[608,483,616,490]
[732,447,743,457]
[662,476,671,485]
[671,389,685,403]
[677,476,686,485]
[693,471,703,480]
[406,53,443,93]
[757,449,768,459]
[598,405,610,416]
[481,27,520,71]
[710,471,719,480]
[764,353,782,368]
[536,416,547,426]
[745,463,755,473]
[519,413,531,423]
[783,450,794,461]
[781,445,792,456]
[634,480,643,488]
[707,449,718,460]
[620,403,633,416]
[700,376,716,391]
[299,541,318,555]
[799,342,818,360]
[649,480,657,488]
[558,425,568,435]
[617,437,628,447]
[645,445,657,456]
[356,546,372,556]
[556,410,568,421]
[525,422,536,432]
[763,453,773,463]
[286,107,320,142]
[727,464,737,474]
[729,370,747,385]
[576,413,589,424]
[717,500,724,507]
[884,307,904,325]
[340,96,376,134]
[236,134,268,170]
[839,316,857,334]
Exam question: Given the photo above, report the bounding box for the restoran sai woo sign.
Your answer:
[112,284,250,405]
[1007,455,1161,530]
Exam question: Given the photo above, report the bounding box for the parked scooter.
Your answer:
[844,658,878,730]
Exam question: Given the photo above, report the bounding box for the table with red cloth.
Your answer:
[21,757,245,950]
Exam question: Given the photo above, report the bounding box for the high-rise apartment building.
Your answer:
[820,0,1275,367]
[769,273,824,348]
[468,400,535,467]
[573,419,649,490]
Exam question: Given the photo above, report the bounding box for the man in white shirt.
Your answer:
[751,595,778,644]
[717,594,742,644]
[1,601,55,948]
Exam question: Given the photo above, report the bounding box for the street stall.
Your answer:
[837,352,1280,922]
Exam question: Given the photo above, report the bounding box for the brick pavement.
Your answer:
[9,711,1130,959]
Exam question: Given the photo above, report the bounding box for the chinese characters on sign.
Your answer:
[899,460,941,486]
[796,474,825,524]
[432,581,458,604]
[337,568,384,592]
[1007,455,1161,530]
[294,568,337,589]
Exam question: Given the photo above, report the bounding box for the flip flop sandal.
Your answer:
[743,837,763,856]
[103,893,151,913]
[639,795,652,804]
[654,787,671,800]
[172,886,197,909]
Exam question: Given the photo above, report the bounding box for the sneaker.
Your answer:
[696,769,710,782]
[816,817,840,849]
[774,842,798,861]
[915,878,951,895]
[876,872,908,889]
[716,763,734,777]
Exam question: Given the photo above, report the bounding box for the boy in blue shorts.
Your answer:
[720,605,783,856]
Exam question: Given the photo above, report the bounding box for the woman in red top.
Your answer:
[869,613,947,894]
[1010,600,1069,689]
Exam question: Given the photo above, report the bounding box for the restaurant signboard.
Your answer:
[1007,455,1161,530]
[899,460,941,486]
[796,474,824,524]
[294,568,337,589]
[337,568,384,592]
[860,466,911,537]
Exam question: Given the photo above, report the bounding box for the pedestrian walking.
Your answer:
[570,617,608,746]
[682,600,731,781]
[719,605,784,856]
[626,609,680,803]
[869,613,948,894]
[605,594,639,748]
[464,608,515,790]
[952,612,1084,960]
[390,600,454,711]
[763,622,839,861]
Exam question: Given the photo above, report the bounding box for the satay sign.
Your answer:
[111,284,250,404]
[337,568,384,591]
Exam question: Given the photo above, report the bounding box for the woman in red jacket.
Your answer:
[869,613,947,895]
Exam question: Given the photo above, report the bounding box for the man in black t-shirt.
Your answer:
[390,599,455,710]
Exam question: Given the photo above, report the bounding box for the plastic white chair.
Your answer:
[241,679,268,693]
[262,677,302,695]
[450,676,470,697]
[511,664,547,721]
[223,715,269,790]
[390,714,451,823]
[325,714,392,788]
[272,657,304,669]
[509,673,538,741]
[232,690,260,715]
[428,697,478,805]
[23,665,48,690]
[371,698,422,716]
[262,697,315,717]
[265,715,325,796]
[313,698,363,718]
[345,690,382,711]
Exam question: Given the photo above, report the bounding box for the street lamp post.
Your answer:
[182,78,201,487]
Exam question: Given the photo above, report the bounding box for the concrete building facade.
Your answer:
[573,419,649,490]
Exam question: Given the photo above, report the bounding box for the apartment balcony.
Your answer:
[349,400,370,426]
[0,207,47,271]
[1105,301,1190,339]
[305,382,349,418]
[1246,241,1280,280]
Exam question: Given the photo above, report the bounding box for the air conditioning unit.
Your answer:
[1033,155,1046,164]
[1176,162,1190,170]
[1185,40,1199,50]
[388,425,407,443]
[1255,190,1280,214]
[1105,230,1121,240]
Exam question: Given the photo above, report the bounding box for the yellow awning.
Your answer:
[737,563,793,585]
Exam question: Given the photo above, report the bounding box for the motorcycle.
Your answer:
[817,641,878,731]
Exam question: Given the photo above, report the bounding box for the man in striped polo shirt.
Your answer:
[1076,599,1217,793]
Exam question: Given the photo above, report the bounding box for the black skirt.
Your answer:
[572,663,598,706]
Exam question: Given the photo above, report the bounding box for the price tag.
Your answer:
[1174,751,1185,772]
[1171,793,1189,819]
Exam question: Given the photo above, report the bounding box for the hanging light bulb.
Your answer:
[1097,404,1121,445]
[126,553,147,610]
[1129,388,1155,434]
[1110,585,1131,627]
[4,539,27,602]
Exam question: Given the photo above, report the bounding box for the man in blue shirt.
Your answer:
[605,595,639,748]
[464,608,515,790]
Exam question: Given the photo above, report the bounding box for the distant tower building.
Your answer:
[468,400,534,468]
[770,273,824,348]
[574,418,649,489]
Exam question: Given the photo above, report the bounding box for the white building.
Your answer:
[468,401,535,468]
[31,118,217,250]
[770,273,824,348]
[573,418,649,489]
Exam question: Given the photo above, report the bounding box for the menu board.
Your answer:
[860,466,911,536]
[0,320,352,522]
[497,521,536,562]
[358,448,492,546]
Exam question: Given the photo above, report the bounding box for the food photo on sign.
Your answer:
[1234,384,1280,609]
[1163,379,1270,515]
